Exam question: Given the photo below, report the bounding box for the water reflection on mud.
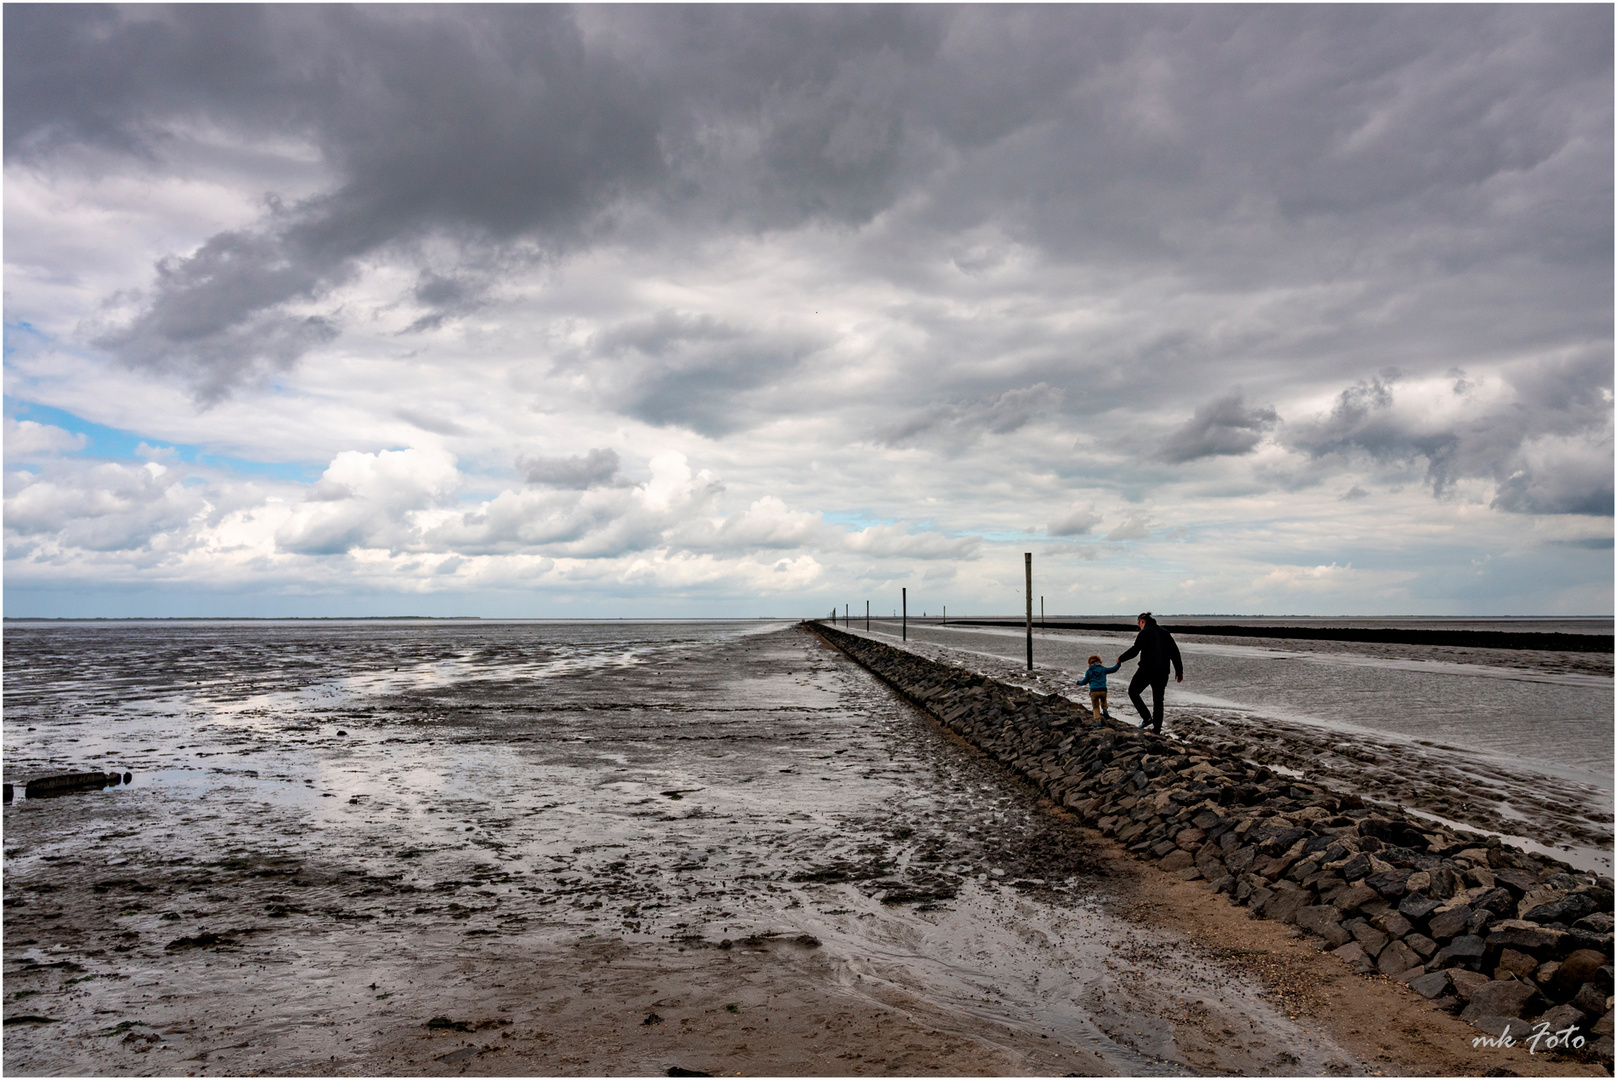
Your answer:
[4,621,1358,1075]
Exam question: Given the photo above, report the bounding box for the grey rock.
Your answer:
[1332,883,1380,914]
[1460,979,1539,1021]
[1526,892,1598,926]
[1594,1008,1613,1037]
[1538,1004,1590,1034]
[1332,940,1375,975]
[1257,825,1307,856]
[1378,939,1421,977]
[1263,886,1313,925]
[1427,905,1472,941]
[1404,933,1437,959]
[1550,949,1609,1000]
[1573,912,1615,935]
[1492,868,1540,897]
[1373,911,1414,939]
[1364,868,1409,898]
[1225,846,1258,876]
[1449,969,1493,1001]
[1486,919,1567,954]
[1398,893,1441,924]
[1341,852,1373,881]
[1493,948,1538,981]
[1467,1016,1532,1040]
[1408,970,1452,999]
[1473,887,1516,917]
[1295,903,1343,934]
[1573,982,1608,1017]
[1159,850,1195,872]
[1434,934,1485,967]
[1350,923,1389,958]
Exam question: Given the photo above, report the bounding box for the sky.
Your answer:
[4,5,1612,619]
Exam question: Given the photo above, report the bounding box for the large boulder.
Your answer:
[1377,939,1421,977]
[1404,933,1438,959]
[1224,846,1258,875]
[1262,886,1313,924]
[1473,887,1518,917]
[1538,1003,1590,1034]
[1434,934,1485,968]
[1365,868,1410,899]
[1332,940,1375,975]
[1493,948,1538,981]
[1526,892,1598,926]
[1550,949,1609,1000]
[1373,911,1414,939]
[1340,852,1374,881]
[1296,905,1351,947]
[1159,850,1195,872]
[1333,883,1380,914]
[1573,912,1615,935]
[1408,970,1452,1000]
[1485,919,1568,954]
[1398,894,1441,924]
[1350,922,1390,958]
[1448,969,1493,1001]
[1492,868,1541,898]
[1573,982,1609,1017]
[1427,905,1473,941]
[1460,979,1539,1021]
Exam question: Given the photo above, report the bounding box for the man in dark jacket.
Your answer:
[1117,611,1183,735]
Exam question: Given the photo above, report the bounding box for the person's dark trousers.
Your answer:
[1129,668,1169,733]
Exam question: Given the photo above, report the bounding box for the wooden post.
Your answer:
[845,603,848,627]
[865,600,869,631]
[942,605,946,626]
[1041,595,1044,630]
[902,588,907,641]
[1024,553,1033,670]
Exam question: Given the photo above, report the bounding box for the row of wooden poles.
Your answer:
[827,553,1041,671]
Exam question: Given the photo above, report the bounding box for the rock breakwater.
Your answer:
[808,621,1616,1061]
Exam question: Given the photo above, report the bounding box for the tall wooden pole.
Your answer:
[1024,553,1033,670]
[1041,595,1044,630]
[865,600,869,631]
[942,606,946,626]
[902,587,907,641]
[845,603,848,628]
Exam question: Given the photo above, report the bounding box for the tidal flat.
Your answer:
[0,620,1601,1075]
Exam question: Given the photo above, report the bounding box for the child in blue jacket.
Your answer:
[1076,654,1120,723]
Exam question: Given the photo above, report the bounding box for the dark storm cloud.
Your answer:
[517,447,621,489]
[584,312,825,436]
[1156,392,1279,463]
[10,5,668,395]
[7,4,1612,424]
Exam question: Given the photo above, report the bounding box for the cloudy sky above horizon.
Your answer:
[5,4,1612,618]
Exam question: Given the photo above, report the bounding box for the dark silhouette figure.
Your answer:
[1117,612,1183,734]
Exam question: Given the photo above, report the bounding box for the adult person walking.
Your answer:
[1117,611,1183,735]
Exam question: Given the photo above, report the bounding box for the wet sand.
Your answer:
[1,621,1604,1075]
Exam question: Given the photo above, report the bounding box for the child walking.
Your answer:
[1076,654,1121,723]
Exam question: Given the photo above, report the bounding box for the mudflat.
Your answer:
[1,622,1600,1075]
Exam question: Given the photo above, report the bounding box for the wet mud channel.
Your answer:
[5,620,1417,1074]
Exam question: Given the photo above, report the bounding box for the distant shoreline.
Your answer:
[942,618,1614,653]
